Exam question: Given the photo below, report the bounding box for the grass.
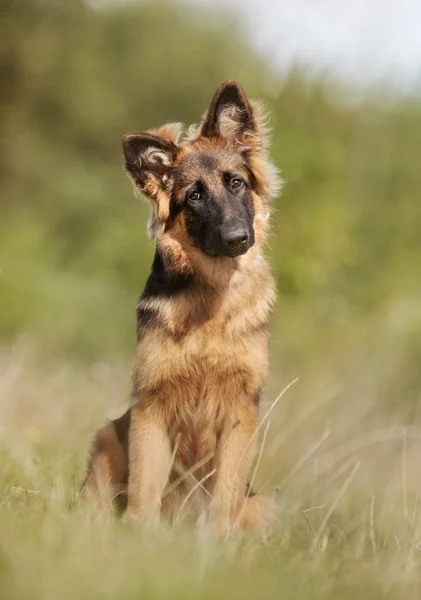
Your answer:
[1,343,421,599]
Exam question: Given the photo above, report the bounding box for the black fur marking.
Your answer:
[246,481,256,498]
[112,410,130,487]
[243,157,258,192]
[137,308,158,328]
[199,153,218,172]
[113,409,130,449]
[168,192,184,222]
[183,183,255,258]
[140,249,193,301]
[253,389,262,406]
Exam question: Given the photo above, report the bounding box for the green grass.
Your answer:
[1,346,421,600]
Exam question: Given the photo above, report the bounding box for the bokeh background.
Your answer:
[2,0,421,559]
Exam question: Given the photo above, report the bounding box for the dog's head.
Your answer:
[123,80,280,259]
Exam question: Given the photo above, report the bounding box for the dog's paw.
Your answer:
[122,509,140,524]
[123,506,161,526]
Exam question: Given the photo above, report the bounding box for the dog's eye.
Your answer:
[231,178,243,189]
[188,191,202,202]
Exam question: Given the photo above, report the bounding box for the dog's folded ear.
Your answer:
[122,128,181,238]
[200,79,256,145]
[123,132,178,192]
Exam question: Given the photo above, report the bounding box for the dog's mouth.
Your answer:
[202,240,254,258]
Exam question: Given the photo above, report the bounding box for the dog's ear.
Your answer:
[122,131,178,195]
[200,79,256,145]
[122,128,181,238]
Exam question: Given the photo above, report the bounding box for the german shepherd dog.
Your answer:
[82,80,281,536]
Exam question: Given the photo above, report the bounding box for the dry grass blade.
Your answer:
[402,427,408,527]
[273,428,331,492]
[11,486,39,495]
[234,378,299,480]
[319,426,421,473]
[311,459,361,552]
[163,452,215,499]
[248,419,271,495]
[369,494,377,555]
[175,469,216,524]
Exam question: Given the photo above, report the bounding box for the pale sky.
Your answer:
[190,0,421,95]
[95,0,421,95]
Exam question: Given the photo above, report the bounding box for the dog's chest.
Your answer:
[136,320,267,393]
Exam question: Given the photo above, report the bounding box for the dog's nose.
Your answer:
[222,228,249,249]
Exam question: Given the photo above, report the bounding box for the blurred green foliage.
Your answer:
[1,0,421,398]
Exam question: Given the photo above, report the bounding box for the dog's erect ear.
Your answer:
[200,79,256,144]
[122,129,180,238]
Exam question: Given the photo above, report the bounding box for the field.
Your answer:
[2,1,421,598]
[2,339,421,599]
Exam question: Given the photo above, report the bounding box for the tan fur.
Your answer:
[81,423,127,510]
[82,80,281,537]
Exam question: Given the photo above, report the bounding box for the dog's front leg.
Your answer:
[125,403,171,523]
[209,402,257,535]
